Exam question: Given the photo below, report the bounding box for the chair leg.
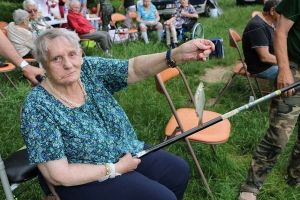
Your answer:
[254,77,263,97]
[184,138,212,194]
[3,73,17,89]
[0,91,5,98]
[245,75,261,112]
[213,74,238,106]
[210,144,217,154]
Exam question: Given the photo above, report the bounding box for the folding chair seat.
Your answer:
[213,28,264,112]
[1,108,39,200]
[0,62,17,95]
[111,13,139,42]
[155,67,231,193]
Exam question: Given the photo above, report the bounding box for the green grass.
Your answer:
[1,0,300,199]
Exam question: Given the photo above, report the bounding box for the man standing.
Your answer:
[238,0,300,199]
[242,0,280,80]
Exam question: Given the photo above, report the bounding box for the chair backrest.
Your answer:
[129,11,137,19]
[252,11,261,18]
[228,28,245,62]
[111,13,126,22]
[0,21,8,29]
[155,67,194,116]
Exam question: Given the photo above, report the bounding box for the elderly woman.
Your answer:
[164,0,198,48]
[21,28,214,200]
[136,0,163,44]
[5,9,34,58]
[23,0,52,38]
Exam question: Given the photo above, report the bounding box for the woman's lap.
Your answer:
[41,144,190,200]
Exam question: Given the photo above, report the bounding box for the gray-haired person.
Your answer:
[21,28,215,200]
[5,9,35,58]
[68,0,112,56]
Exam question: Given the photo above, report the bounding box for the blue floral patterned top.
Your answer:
[21,57,144,165]
[137,4,158,22]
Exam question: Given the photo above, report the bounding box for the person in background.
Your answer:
[46,0,61,19]
[118,0,136,28]
[21,27,214,200]
[5,9,35,58]
[0,30,44,86]
[136,0,163,44]
[163,0,198,48]
[95,0,114,32]
[242,0,280,80]
[238,0,300,199]
[68,0,112,56]
[23,0,52,39]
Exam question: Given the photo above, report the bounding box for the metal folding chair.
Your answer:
[155,67,231,194]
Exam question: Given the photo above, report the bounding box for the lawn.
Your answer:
[1,0,300,199]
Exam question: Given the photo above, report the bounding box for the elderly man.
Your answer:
[242,0,281,80]
[67,0,112,56]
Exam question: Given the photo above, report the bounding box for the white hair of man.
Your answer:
[23,0,37,10]
[32,28,81,69]
[13,9,30,25]
[69,0,80,8]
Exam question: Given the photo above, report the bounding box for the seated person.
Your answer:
[164,0,198,48]
[68,0,112,56]
[136,0,163,44]
[242,0,280,80]
[23,0,52,39]
[46,0,61,19]
[5,9,35,58]
[118,0,137,29]
[21,28,215,200]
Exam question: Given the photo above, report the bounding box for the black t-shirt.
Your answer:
[124,0,135,8]
[242,15,275,74]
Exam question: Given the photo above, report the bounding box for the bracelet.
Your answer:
[19,60,29,69]
[98,163,121,182]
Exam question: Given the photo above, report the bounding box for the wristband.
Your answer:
[98,163,121,182]
[19,60,29,69]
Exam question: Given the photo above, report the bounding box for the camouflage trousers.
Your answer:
[246,61,300,190]
[101,4,113,32]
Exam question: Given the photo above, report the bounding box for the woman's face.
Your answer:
[143,0,151,8]
[71,3,81,14]
[46,39,83,86]
[26,4,38,20]
[180,0,188,7]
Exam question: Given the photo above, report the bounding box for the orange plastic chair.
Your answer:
[0,21,8,29]
[111,13,139,42]
[155,67,231,194]
[213,28,265,112]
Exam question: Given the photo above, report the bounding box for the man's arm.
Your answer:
[0,31,44,86]
[255,48,277,65]
[274,14,295,97]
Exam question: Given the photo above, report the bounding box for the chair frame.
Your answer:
[111,13,139,43]
[155,67,231,194]
[213,28,263,112]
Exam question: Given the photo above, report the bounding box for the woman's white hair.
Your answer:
[13,9,29,25]
[23,0,37,10]
[32,28,81,69]
[69,0,80,8]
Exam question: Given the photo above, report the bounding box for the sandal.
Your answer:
[238,184,258,200]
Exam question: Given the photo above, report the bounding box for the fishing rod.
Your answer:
[134,81,300,158]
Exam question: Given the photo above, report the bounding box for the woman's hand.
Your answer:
[115,153,141,174]
[177,39,215,62]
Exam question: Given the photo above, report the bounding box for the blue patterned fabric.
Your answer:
[137,4,158,22]
[21,57,144,165]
